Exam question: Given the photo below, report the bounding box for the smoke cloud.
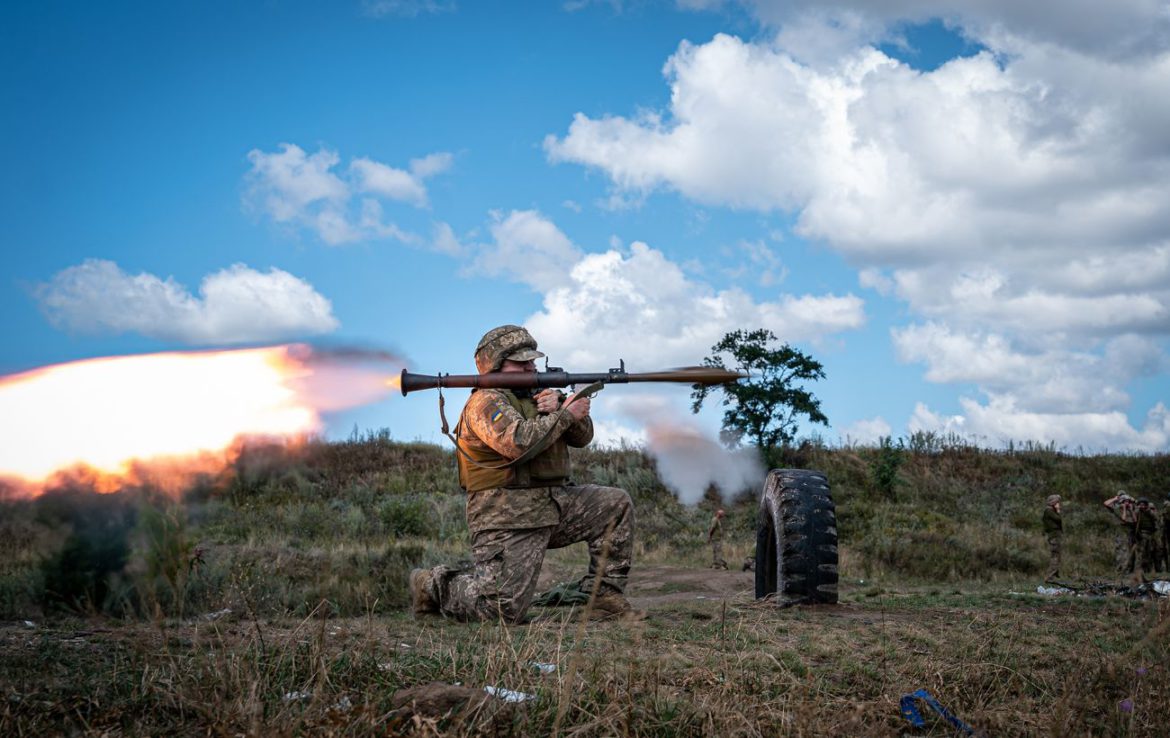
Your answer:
[613,394,764,506]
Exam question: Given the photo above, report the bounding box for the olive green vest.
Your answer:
[456,391,571,492]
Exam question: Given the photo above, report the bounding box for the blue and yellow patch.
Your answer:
[490,409,504,423]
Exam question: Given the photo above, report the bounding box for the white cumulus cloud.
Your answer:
[465,210,584,292]
[35,259,339,345]
[457,209,863,370]
[245,143,451,247]
[545,4,1170,450]
[911,396,1170,453]
[518,234,864,369]
[840,416,893,445]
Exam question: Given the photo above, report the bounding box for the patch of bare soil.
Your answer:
[537,562,756,607]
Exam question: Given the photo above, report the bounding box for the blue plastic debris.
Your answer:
[899,689,976,735]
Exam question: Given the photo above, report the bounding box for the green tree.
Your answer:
[691,329,828,467]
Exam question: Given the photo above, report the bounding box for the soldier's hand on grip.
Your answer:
[534,389,563,414]
[565,393,590,421]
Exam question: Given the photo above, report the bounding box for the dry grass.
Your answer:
[2,584,1168,736]
[3,437,1169,735]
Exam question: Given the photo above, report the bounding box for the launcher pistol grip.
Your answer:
[565,381,606,405]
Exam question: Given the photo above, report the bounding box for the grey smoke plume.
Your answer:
[612,394,763,506]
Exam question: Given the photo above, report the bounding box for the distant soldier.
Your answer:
[1042,494,1063,582]
[707,509,728,570]
[1134,498,1159,580]
[1103,491,1137,573]
[1161,495,1170,573]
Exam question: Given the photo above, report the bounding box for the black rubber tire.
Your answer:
[754,468,838,605]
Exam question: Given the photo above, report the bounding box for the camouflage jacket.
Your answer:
[1042,507,1062,536]
[457,388,593,532]
[1136,508,1157,536]
[708,516,723,541]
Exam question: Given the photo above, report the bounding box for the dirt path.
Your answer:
[538,562,756,607]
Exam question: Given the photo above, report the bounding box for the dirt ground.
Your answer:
[536,559,757,608]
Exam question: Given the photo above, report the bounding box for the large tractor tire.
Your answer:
[754,469,838,605]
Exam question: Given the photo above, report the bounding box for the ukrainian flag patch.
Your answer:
[490,409,503,423]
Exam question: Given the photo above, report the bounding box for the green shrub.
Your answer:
[133,501,200,617]
[376,494,432,537]
[35,490,136,614]
[869,436,904,501]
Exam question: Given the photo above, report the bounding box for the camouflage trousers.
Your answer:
[1115,533,1136,573]
[431,484,633,624]
[1046,535,1061,581]
[710,540,728,570]
[1135,533,1159,578]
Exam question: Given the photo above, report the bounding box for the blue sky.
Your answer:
[3,0,1169,456]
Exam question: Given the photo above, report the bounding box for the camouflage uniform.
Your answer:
[707,514,728,570]
[1134,501,1158,578]
[1161,499,1170,573]
[1104,493,1137,573]
[1042,495,1062,581]
[421,326,635,624]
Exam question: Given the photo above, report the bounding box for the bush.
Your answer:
[36,490,136,614]
[376,495,432,537]
[869,436,904,501]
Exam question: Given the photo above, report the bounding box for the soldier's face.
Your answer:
[500,359,537,373]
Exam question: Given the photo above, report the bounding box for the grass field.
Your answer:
[3,580,1166,736]
[2,435,1168,735]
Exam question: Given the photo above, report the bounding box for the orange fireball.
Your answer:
[0,344,401,487]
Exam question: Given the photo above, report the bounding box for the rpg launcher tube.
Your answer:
[398,366,745,396]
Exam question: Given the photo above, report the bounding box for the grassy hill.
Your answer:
[1,435,1168,735]
[3,433,1167,619]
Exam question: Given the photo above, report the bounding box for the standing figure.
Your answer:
[1103,491,1137,573]
[707,509,729,570]
[1160,495,1170,573]
[1042,494,1063,582]
[409,325,643,624]
[1134,498,1159,581]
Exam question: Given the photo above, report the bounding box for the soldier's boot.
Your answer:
[409,568,439,617]
[587,589,648,622]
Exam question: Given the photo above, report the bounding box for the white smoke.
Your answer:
[611,393,764,505]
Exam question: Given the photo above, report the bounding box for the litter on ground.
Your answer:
[483,686,536,703]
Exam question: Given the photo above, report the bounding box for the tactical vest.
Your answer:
[1136,508,1158,535]
[456,390,571,492]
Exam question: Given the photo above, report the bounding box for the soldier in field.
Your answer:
[409,325,644,624]
[1134,498,1159,581]
[1042,494,1063,582]
[707,508,729,570]
[1103,491,1137,574]
[1160,495,1170,573]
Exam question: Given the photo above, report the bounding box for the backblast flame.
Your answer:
[0,344,403,492]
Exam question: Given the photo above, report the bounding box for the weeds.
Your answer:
[1,435,1168,734]
[2,592,1166,735]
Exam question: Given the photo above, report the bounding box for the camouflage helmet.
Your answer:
[474,324,545,374]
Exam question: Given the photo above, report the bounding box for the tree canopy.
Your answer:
[691,329,828,465]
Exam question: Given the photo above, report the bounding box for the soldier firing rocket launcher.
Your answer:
[398,362,747,401]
